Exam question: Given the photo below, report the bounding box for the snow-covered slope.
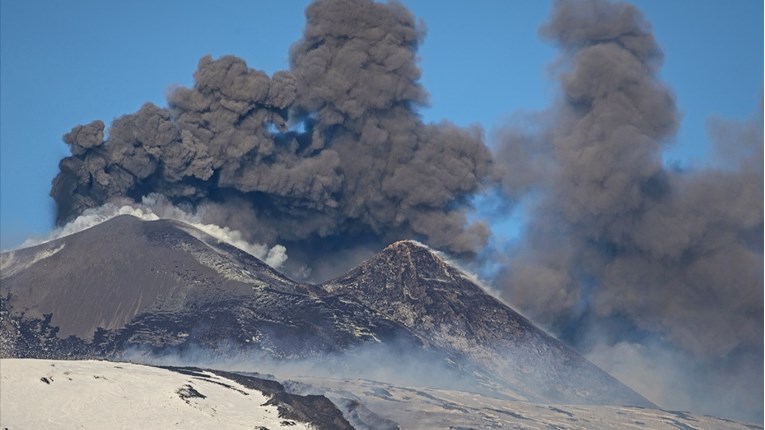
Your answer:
[1,359,760,430]
[291,375,762,430]
[0,359,318,430]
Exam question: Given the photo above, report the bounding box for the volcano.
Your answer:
[1,214,650,407]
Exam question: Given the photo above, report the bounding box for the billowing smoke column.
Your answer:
[51,0,492,278]
[496,0,762,421]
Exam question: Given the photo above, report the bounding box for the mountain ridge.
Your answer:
[324,238,651,405]
[1,214,652,407]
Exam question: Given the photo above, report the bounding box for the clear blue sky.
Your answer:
[1,0,762,248]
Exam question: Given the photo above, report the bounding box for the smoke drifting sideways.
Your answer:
[494,0,763,422]
[50,0,492,281]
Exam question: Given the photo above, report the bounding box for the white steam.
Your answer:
[13,194,288,269]
[18,205,159,248]
[178,222,288,269]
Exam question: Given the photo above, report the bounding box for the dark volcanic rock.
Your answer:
[215,370,355,430]
[324,240,653,406]
[161,366,355,430]
[0,215,652,408]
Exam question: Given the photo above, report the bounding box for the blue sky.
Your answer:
[1,0,762,248]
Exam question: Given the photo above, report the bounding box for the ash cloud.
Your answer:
[494,0,762,421]
[50,0,491,280]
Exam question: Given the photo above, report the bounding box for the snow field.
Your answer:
[0,359,312,430]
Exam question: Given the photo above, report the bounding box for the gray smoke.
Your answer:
[495,0,762,422]
[51,0,492,279]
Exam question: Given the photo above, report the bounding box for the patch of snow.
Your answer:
[0,243,65,279]
[321,283,342,294]
[420,243,506,300]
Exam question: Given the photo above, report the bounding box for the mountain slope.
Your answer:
[2,215,650,407]
[1,215,295,338]
[324,240,650,405]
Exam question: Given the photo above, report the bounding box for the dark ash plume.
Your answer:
[495,0,762,421]
[50,0,492,278]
